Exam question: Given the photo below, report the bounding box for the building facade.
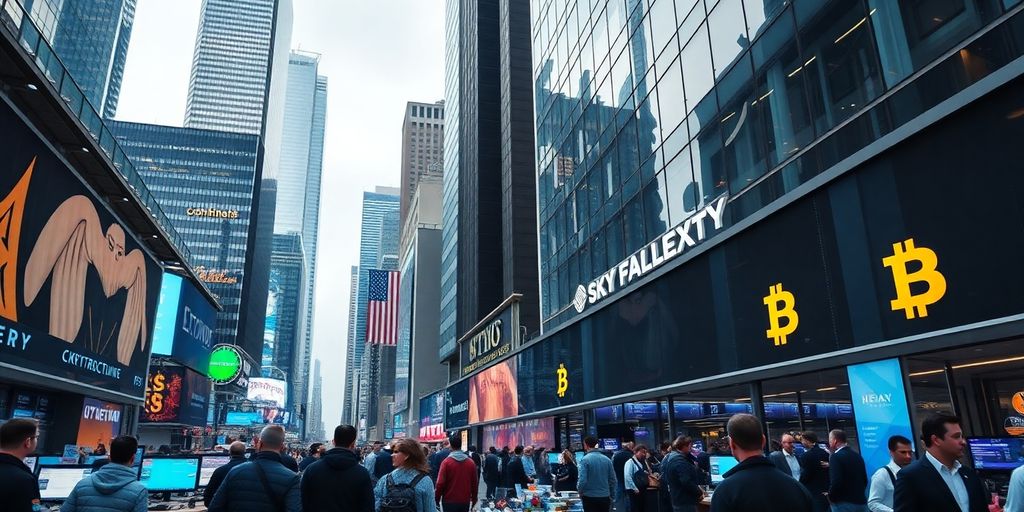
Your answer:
[342,264,359,425]
[399,101,445,225]
[266,233,305,422]
[362,205,402,439]
[308,359,325,441]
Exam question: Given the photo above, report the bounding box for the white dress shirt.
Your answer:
[783,450,801,480]
[1006,464,1024,512]
[867,460,902,512]
[925,451,970,512]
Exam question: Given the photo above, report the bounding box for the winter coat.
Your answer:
[373,467,436,512]
[483,453,501,483]
[60,463,148,512]
[203,456,247,506]
[301,447,373,512]
[208,452,301,512]
[435,451,479,505]
[709,455,813,512]
[0,453,40,512]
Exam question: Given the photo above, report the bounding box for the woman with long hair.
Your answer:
[374,438,437,512]
[554,449,578,493]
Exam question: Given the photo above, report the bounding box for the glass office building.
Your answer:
[266,233,305,424]
[443,0,1024,488]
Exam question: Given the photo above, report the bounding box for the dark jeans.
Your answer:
[441,502,471,512]
[628,491,644,512]
[582,496,612,512]
[485,480,498,499]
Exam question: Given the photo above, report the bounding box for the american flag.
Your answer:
[366,269,400,345]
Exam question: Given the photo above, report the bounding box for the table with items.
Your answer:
[479,485,582,512]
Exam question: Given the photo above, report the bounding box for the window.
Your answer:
[680,23,715,112]
[707,0,749,79]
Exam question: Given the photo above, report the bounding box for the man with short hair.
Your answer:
[0,418,41,512]
[435,435,479,512]
[300,425,373,512]
[209,425,301,512]
[204,442,248,506]
[612,442,635,512]
[372,442,395,483]
[893,413,988,512]
[60,436,148,512]
[506,445,533,487]
[769,433,802,480]
[299,442,323,471]
[623,445,651,512]
[522,446,537,481]
[578,436,617,512]
[709,414,813,512]
[429,438,451,483]
[661,436,703,512]
[483,447,501,499]
[827,429,868,512]
[363,442,382,480]
[799,431,831,512]
[867,435,913,512]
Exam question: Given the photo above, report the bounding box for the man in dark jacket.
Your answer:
[203,442,248,506]
[298,443,323,471]
[301,425,373,512]
[499,447,512,487]
[661,437,703,512]
[768,433,802,479]
[468,445,483,479]
[429,439,451,483]
[484,447,501,498]
[373,443,395,481]
[799,431,831,512]
[827,429,867,511]
[208,425,301,512]
[0,419,41,512]
[710,414,813,512]
[506,446,533,488]
[612,442,635,512]
[435,435,479,512]
[61,435,148,512]
[279,449,299,472]
[894,413,988,512]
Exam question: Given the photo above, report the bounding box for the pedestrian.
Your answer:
[612,442,635,512]
[468,445,483,480]
[374,438,436,512]
[661,437,703,512]
[298,442,323,471]
[536,447,552,485]
[208,425,301,512]
[867,435,913,512]
[365,442,383,482]
[434,434,478,512]
[484,447,501,498]
[374,442,396,483]
[60,436,147,512]
[1006,453,1024,512]
[300,425,373,512]
[203,442,248,506]
[506,446,533,487]
[0,418,41,512]
[523,446,538,481]
[623,445,655,512]
[578,436,617,512]
[428,439,451,484]
[769,433,802,480]
[554,450,579,493]
[827,429,868,511]
[799,431,831,512]
[709,413,813,512]
[893,413,988,512]
[499,447,511,488]
[280,446,300,473]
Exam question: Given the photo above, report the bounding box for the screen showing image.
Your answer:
[969,438,1024,471]
[600,438,620,451]
[199,456,231,487]
[37,456,62,466]
[139,458,200,491]
[38,466,93,500]
[548,452,560,465]
[24,456,36,473]
[709,455,740,484]
[469,358,518,424]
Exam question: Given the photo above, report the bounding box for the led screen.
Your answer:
[139,457,200,491]
[469,358,518,424]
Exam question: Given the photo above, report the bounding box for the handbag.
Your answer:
[645,460,660,489]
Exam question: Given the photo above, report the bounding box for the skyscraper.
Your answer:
[363,206,401,438]
[342,264,359,425]
[399,101,444,225]
[308,359,324,442]
[266,233,304,422]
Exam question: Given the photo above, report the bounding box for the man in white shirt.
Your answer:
[893,413,987,512]
[623,445,651,512]
[769,433,802,480]
[867,435,913,512]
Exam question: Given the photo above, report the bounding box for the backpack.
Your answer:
[631,458,650,491]
[379,473,427,512]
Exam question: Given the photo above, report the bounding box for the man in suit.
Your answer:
[799,431,831,512]
[827,429,868,511]
[894,413,988,512]
[769,433,802,480]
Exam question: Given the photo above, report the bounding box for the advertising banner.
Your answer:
[247,378,287,408]
[469,358,517,424]
[459,300,520,378]
[481,417,555,451]
[151,273,216,374]
[142,366,210,425]
[419,391,446,443]
[76,398,123,450]
[445,379,469,430]
[0,100,163,399]
[847,358,914,479]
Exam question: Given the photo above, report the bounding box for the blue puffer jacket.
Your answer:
[60,463,148,512]
[208,452,301,512]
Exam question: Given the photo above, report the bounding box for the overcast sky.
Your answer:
[116,0,446,428]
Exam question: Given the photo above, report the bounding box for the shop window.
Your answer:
[761,368,858,453]
[669,385,752,457]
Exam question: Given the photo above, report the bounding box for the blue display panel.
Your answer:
[139,457,200,491]
[709,455,740,484]
[150,273,216,374]
[968,438,1024,471]
[847,358,914,479]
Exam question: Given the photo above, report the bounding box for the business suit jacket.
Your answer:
[893,456,988,512]
[769,451,796,477]
[828,447,867,504]
[800,446,831,494]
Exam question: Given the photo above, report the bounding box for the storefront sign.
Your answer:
[459,300,520,377]
[419,391,446,443]
[445,380,469,429]
[847,359,914,478]
[195,266,240,286]
[209,345,245,385]
[142,366,210,425]
[247,378,287,408]
[186,207,239,219]
[76,398,122,450]
[1012,391,1024,415]
[0,100,161,400]
[573,195,727,313]
[152,273,217,373]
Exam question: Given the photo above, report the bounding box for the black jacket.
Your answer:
[208,452,302,512]
[710,456,813,512]
[506,456,531,486]
[799,446,830,494]
[298,455,319,471]
[768,450,798,477]
[429,449,451,483]
[484,453,500,482]
[280,452,299,472]
[893,455,988,512]
[0,453,39,512]
[301,447,374,512]
[612,449,633,490]
[555,462,578,493]
[662,452,702,508]
[828,447,867,504]
[373,449,395,479]
[203,456,248,506]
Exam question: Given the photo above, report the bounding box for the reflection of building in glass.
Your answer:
[266,233,304,421]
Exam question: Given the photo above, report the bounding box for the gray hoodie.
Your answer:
[449,451,470,462]
[60,463,149,512]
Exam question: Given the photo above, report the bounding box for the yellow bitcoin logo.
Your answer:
[764,283,799,346]
[882,239,946,319]
[556,363,568,398]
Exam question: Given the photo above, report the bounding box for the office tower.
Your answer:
[308,359,324,442]
[440,0,538,365]
[342,264,359,425]
[394,179,447,437]
[364,206,401,437]
[399,101,444,225]
[266,233,305,420]
[111,121,264,358]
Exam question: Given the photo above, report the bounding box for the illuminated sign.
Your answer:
[186,207,239,219]
[458,299,520,378]
[195,266,240,285]
[247,378,287,408]
[208,345,243,385]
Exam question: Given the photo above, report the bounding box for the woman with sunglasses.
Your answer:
[374,439,437,512]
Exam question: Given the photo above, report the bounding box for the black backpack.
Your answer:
[631,458,650,491]
[379,473,427,512]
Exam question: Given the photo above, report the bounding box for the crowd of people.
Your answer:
[1,412,1023,512]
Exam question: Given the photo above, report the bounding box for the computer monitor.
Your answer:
[37,465,93,500]
[24,456,36,474]
[199,456,232,487]
[138,457,200,492]
[709,455,740,485]
[37,456,62,466]
[600,438,620,451]
[968,437,1024,471]
[547,452,560,465]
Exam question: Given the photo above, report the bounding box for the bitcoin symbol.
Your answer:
[556,363,568,398]
[882,239,946,319]
[764,283,799,346]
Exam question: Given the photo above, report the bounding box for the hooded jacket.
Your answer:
[0,453,40,512]
[435,451,479,505]
[208,451,301,512]
[301,447,374,512]
[60,463,148,512]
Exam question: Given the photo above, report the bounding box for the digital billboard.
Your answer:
[247,378,287,408]
[848,359,914,478]
[481,417,555,451]
[0,100,163,399]
[142,366,210,425]
[151,273,216,374]
[418,391,446,442]
[445,379,469,430]
[469,358,517,424]
[76,398,123,450]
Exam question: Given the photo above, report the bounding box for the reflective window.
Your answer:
[707,0,750,78]
[656,56,687,134]
[665,145,698,224]
[643,173,670,239]
[648,0,679,55]
[743,0,789,39]
[680,23,715,112]
[622,195,646,254]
